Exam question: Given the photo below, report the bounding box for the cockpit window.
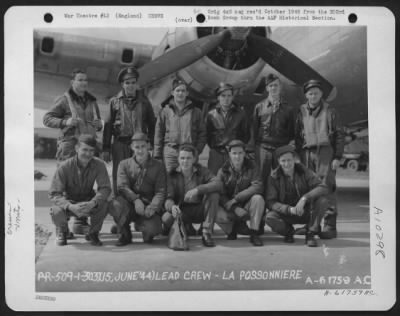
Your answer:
[121,48,134,64]
[41,37,54,54]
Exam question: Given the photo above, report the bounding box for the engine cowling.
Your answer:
[149,27,271,104]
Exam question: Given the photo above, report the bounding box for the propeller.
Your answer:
[138,28,335,101]
[247,33,335,99]
[137,29,231,88]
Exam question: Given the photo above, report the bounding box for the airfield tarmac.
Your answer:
[34,157,370,292]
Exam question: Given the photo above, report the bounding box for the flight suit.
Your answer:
[43,88,102,162]
[154,99,206,173]
[295,101,345,233]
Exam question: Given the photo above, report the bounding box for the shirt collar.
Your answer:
[216,103,237,113]
[74,155,93,170]
[69,87,95,103]
[307,100,324,117]
[133,155,151,168]
[117,90,137,100]
[175,164,200,175]
[169,99,193,112]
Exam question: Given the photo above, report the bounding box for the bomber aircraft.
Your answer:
[34,26,368,145]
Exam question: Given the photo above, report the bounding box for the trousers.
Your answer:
[50,201,108,234]
[217,194,265,234]
[255,144,276,180]
[162,145,180,173]
[265,196,329,235]
[207,148,228,175]
[162,192,219,233]
[108,196,162,239]
[301,146,338,227]
[111,138,132,195]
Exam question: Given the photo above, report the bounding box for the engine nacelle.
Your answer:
[149,27,271,103]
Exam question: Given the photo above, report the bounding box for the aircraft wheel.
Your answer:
[347,159,359,172]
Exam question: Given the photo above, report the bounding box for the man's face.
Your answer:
[122,78,138,96]
[71,73,88,94]
[266,79,281,98]
[278,152,295,175]
[218,90,234,110]
[76,142,96,165]
[172,84,189,103]
[131,140,149,161]
[305,87,323,106]
[178,150,195,172]
[229,146,245,169]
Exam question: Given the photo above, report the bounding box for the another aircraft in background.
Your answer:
[34,26,368,154]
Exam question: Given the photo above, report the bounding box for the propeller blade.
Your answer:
[248,34,335,99]
[137,30,231,88]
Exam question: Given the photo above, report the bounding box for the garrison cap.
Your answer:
[215,82,234,96]
[264,73,280,86]
[131,132,149,143]
[303,79,323,94]
[78,134,97,148]
[118,67,139,83]
[275,145,296,160]
[226,139,246,151]
[172,79,187,90]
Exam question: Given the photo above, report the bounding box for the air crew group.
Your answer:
[44,67,344,249]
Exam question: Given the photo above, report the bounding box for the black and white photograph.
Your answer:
[4,6,396,311]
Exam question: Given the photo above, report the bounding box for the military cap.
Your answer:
[78,134,97,148]
[215,82,234,96]
[303,79,323,94]
[117,67,139,83]
[226,139,246,151]
[131,132,149,142]
[172,78,187,90]
[275,145,296,159]
[264,73,280,86]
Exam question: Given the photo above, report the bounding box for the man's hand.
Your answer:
[93,119,103,130]
[65,118,79,127]
[184,188,199,202]
[78,201,97,216]
[102,151,111,163]
[224,199,238,212]
[233,207,247,218]
[134,199,145,216]
[68,202,93,217]
[171,205,181,219]
[288,206,298,216]
[144,207,156,218]
[294,197,307,217]
[331,159,341,170]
